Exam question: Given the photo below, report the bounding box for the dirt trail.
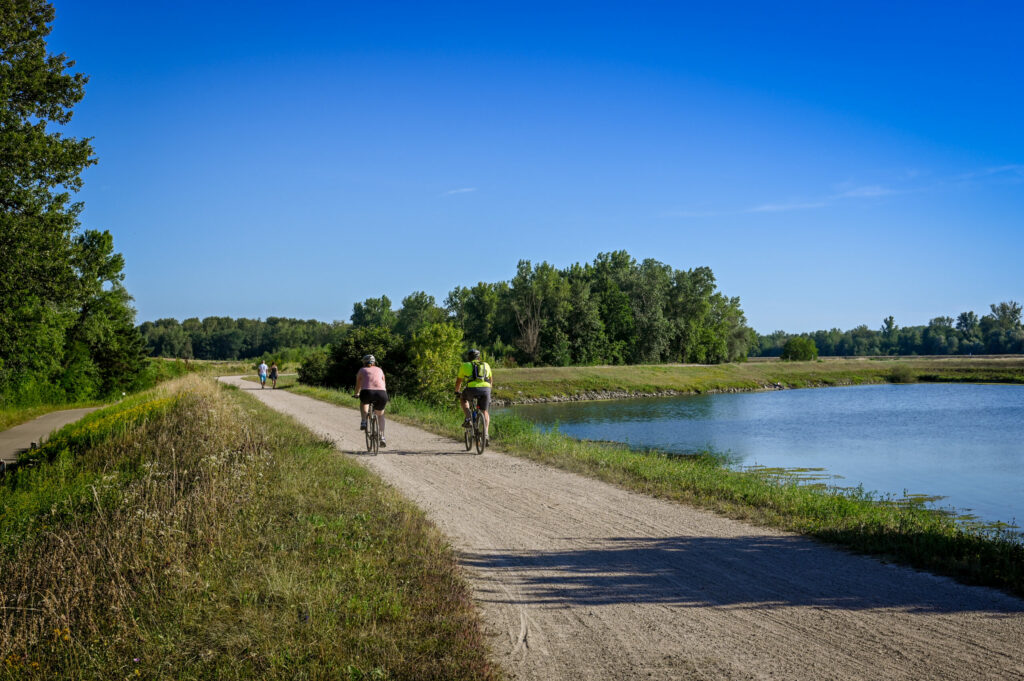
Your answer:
[221,377,1024,680]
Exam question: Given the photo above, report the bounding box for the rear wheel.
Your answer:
[365,414,373,452]
[474,417,485,455]
[464,420,473,451]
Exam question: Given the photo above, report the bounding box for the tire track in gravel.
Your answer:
[222,377,1024,680]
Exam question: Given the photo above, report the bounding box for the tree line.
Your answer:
[1,1,148,406]
[138,317,348,361]
[754,302,1024,357]
[357,251,754,367]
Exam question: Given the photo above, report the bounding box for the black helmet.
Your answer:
[362,354,376,365]
[467,349,481,360]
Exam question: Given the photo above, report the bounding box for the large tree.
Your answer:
[1,1,144,401]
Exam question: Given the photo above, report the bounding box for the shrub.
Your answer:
[408,323,464,405]
[297,348,329,386]
[780,336,819,361]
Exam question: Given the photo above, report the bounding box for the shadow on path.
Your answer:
[463,535,1024,615]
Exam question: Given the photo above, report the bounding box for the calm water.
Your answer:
[508,384,1024,528]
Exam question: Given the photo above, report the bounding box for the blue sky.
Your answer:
[50,1,1023,333]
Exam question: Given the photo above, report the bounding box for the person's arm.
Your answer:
[354,370,363,394]
[454,364,464,394]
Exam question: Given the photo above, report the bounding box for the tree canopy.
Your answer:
[1,0,146,405]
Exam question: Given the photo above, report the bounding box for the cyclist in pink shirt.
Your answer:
[354,354,388,447]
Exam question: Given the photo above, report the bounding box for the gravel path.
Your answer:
[0,407,100,467]
[222,377,1024,680]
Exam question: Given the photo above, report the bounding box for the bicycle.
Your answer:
[463,403,486,455]
[355,393,381,455]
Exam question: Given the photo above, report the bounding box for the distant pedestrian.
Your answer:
[258,360,268,389]
[269,362,279,388]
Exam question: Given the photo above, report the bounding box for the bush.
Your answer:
[297,348,329,386]
[780,336,818,361]
[408,323,464,405]
[326,326,410,393]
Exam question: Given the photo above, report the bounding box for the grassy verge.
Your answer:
[491,356,1024,403]
[1,376,497,680]
[291,383,1024,599]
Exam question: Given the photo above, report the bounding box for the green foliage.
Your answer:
[780,336,819,361]
[407,323,464,405]
[296,347,329,386]
[756,301,1024,358]
[138,316,348,360]
[0,1,145,408]
[326,325,410,393]
[351,295,397,330]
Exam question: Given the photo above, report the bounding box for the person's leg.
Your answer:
[360,401,369,428]
[481,408,490,439]
[376,410,386,442]
[461,397,472,423]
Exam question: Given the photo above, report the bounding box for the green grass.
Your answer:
[1,376,498,680]
[490,356,1024,403]
[291,382,1024,599]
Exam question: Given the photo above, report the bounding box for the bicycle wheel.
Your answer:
[474,418,485,455]
[464,411,474,451]
[371,415,380,455]
[365,414,376,454]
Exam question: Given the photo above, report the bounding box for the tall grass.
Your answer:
[292,383,1024,599]
[1,376,497,680]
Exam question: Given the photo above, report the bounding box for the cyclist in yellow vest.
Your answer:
[455,349,493,444]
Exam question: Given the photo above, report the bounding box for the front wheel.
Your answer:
[464,424,473,451]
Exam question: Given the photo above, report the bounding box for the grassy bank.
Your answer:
[490,356,1024,403]
[292,383,1024,599]
[1,376,497,680]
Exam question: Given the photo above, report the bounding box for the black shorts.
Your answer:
[461,387,491,410]
[359,389,389,411]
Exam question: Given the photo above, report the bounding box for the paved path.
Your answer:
[221,376,1024,681]
[0,408,101,467]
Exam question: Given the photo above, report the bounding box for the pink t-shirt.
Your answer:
[358,366,386,391]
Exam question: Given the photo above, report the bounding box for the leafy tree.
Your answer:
[955,311,979,334]
[351,295,397,330]
[988,301,1022,331]
[327,325,408,393]
[407,323,463,404]
[1,1,145,403]
[780,336,818,361]
[394,291,446,338]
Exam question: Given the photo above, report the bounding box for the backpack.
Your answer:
[470,360,489,383]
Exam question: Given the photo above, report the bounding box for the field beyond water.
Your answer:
[489,355,1024,404]
[0,376,496,680]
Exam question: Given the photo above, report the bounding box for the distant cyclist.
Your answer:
[455,349,492,444]
[354,354,388,447]
[257,360,269,389]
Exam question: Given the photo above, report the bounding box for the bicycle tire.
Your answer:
[474,417,485,454]
[371,414,379,455]
[365,413,373,452]
[464,411,474,451]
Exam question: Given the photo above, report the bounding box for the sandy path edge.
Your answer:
[221,376,1024,681]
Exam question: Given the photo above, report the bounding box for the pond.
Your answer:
[507,383,1024,529]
